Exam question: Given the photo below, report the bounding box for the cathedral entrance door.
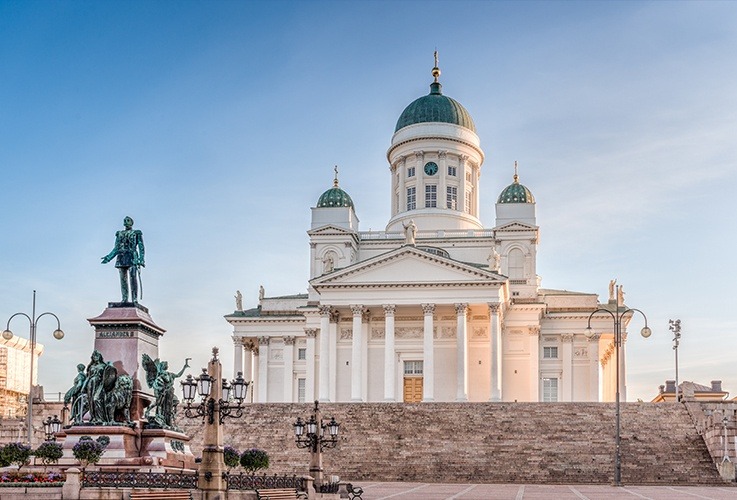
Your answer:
[403,360,423,403]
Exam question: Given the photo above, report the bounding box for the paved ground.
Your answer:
[354,482,737,500]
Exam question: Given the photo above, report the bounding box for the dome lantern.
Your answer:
[497,161,535,204]
[316,166,354,208]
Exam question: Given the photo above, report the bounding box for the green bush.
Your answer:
[223,446,240,469]
[72,436,108,467]
[33,442,63,466]
[239,448,269,474]
[0,443,31,470]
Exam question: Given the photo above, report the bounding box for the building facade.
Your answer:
[226,61,632,404]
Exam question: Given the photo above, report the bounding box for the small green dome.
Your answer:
[395,82,476,133]
[317,168,354,208]
[317,186,354,208]
[498,172,535,204]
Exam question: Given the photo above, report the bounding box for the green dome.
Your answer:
[317,186,354,208]
[498,175,535,204]
[395,82,476,133]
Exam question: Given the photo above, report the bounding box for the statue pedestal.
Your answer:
[87,302,165,422]
[58,426,196,471]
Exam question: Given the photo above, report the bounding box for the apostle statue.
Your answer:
[403,219,417,246]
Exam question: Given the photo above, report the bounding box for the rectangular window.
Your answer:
[543,346,558,359]
[297,348,306,361]
[446,186,458,209]
[407,186,416,210]
[403,360,424,375]
[543,378,558,402]
[407,166,415,178]
[425,185,437,208]
[297,378,306,403]
[448,165,457,176]
[464,190,472,213]
[466,171,472,182]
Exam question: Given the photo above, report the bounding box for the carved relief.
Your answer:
[340,328,352,340]
[440,326,456,339]
[561,334,574,343]
[574,347,588,358]
[472,326,488,339]
[472,315,489,321]
[371,328,385,340]
[396,327,422,339]
[271,349,283,361]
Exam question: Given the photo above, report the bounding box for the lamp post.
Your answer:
[180,347,249,494]
[669,319,682,402]
[293,400,340,490]
[42,415,62,441]
[2,290,64,446]
[585,284,650,487]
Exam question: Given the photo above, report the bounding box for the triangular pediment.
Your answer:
[494,221,538,232]
[311,246,505,288]
[307,224,357,236]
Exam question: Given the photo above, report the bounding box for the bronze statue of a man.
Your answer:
[102,216,145,303]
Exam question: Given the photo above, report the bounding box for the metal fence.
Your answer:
[225,473,305,491]
[81,470,198,489]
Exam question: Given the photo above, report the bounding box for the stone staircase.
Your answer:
[178,402,722,484]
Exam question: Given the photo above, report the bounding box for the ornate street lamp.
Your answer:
[669,319,682,402]
[585,284,650,487]
[180,347,250,493]
[2,290,64,446]
[293,400,340,489]
[42,415,62,441]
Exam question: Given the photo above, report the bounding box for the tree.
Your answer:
[34,442,64,467]
[240,448,269,474]
[72,436,108,469]
[0,443,31,471]
[223,446,240,470]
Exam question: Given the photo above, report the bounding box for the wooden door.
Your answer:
[403,377,423,402]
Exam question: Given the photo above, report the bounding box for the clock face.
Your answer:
[424,161,439,176]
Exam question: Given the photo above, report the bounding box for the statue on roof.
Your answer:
[608,279,617,302]
[235,290,243,311]
[488,246,501,272]
[403,219,417,246]
[259,285,265,301]
[102,216,145,303]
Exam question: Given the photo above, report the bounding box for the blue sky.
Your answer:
[1,1,735,401]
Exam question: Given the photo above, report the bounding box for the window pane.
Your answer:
[446,186,457,209]
[425,185,437,208]
[407,187,416,210]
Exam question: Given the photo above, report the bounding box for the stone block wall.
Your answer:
[178,402,722,484]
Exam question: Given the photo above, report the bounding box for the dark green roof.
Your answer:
[395,82,476,133]
[317,186,354,208]
[498,174,535,204]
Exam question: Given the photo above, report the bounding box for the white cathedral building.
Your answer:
[226,61,631,404]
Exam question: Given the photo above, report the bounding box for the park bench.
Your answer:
[347,483,364,499]
[255,487,306,500]
[129,490,192,500]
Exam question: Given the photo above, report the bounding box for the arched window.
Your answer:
[508,248,525,280]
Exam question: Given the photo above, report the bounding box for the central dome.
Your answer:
[395,82,476,133]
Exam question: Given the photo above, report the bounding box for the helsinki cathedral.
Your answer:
[226,58,630,404]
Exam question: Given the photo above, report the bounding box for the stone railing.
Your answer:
[685,400,737,481]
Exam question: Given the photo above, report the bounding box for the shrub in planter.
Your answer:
[72,436,108,468]
[223,446,240,470]
[239,448,269,474]
[34,441,64,467]
[0,442,32,470]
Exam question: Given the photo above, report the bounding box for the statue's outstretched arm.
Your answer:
[174,357,191,379]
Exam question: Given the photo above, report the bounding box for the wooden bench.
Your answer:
[130,490,192,500]
[255,488,303,500]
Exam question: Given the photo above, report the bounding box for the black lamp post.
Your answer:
[585,284,650,487]
[180,347,250,493]
[42,415,62,441]
[2,290,64,446]
[293,400,340,489]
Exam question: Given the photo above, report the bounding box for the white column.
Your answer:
[249,345,258,403]
[398,158,406,214]
[438,151,447,210]
[455,303,468,402]
[489,303,502,401]
[233,336,244,378]
[283,336,295,402]
[350,305,364,402]
[243,341,253,382]
[362,310,370,401]
[459,155,467,213]
[588,334,601,401]
[383,304,396,401]
[319,306,331,402]
[422,303,435,402]
[528,327,540,402]
[305,329,317,403]
[561,334,574,402]
[257,337,269,403]
[329,312,338,402]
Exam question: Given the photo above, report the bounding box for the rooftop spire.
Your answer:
[513,161,519,184]
[333,165,339,187]
[432,50,441,83]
